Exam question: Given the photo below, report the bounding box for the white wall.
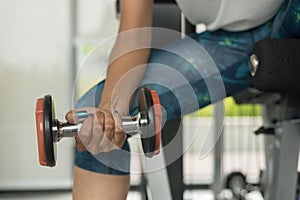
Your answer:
[0,0,118,190]
[0,0,73,190]
[77,0,119,38]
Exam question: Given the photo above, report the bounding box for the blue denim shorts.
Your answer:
[75,142,131,175]
[75,0,300,175]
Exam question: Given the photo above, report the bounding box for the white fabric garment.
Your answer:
[175,0,286,31]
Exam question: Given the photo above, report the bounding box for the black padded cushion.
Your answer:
[252,39,300,93]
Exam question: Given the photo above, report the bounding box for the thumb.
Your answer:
[65,110,81,124]
[65,107,99,124]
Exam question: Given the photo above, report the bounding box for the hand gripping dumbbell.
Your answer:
[35,88,162,167]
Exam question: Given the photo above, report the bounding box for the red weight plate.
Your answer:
[150,90,162,155]
[35,98,48,166]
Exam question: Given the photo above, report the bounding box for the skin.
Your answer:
[66,0,153,199]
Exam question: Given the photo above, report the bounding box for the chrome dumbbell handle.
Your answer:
[52,120,79,142]
[52,111,149,142]
[121,111,149,134]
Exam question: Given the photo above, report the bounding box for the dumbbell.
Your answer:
[35,88,162,167]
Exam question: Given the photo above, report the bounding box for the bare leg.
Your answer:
[73,166,130,200]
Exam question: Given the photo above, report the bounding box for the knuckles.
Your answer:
[76,109,126,154]
[104,121,115,131]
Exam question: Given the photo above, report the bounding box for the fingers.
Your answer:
[93,111,124,151]
[113,129,127,148]
[75,135,87,151]
[85,111,104,154]
[112,112,127,148]
[72,107,127,154]
[77,116,93,147]
[102,112,115,142]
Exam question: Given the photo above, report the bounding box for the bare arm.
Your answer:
[67,0,153,153]
[70,2,154,200]
[99,0,154,114]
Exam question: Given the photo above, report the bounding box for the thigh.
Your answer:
[139,21,274,119]
[277,0,300,38]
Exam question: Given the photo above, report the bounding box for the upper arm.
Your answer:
[119,0,153,32]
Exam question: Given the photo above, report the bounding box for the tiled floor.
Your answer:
[0,190,264,200]
[0,191,141,200]
[0,191,142,200]
[0,191,72,200]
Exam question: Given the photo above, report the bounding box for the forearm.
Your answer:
[99,48,151,114]
[99,0,153,114]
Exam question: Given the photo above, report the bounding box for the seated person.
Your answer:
[66,0,300,199]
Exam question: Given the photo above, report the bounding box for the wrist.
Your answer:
[98,101,113,112]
